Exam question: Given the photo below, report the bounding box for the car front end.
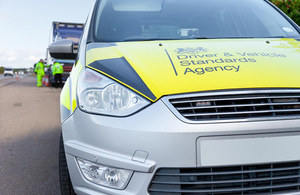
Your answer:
[4,67,14,77]
[63,89,300,194]
[50,0,300,194]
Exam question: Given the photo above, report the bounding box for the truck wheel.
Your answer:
[59,133,76,195]
[49,76,53,87]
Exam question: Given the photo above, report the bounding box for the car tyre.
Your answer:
[59,133,76,195]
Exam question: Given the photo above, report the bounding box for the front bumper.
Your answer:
[62,100,300,195]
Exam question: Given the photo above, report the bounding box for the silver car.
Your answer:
[49,0,300,194]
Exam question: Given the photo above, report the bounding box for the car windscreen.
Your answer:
[5,68,13,71]
[92,0,299,42]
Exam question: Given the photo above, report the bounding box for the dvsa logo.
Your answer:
[175,47,208,54]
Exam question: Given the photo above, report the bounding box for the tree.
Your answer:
[270,0,300,26]
[0,66,4,74]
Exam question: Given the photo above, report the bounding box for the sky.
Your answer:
[0,0,95,69]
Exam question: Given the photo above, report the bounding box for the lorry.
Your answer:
[45,21,84,86]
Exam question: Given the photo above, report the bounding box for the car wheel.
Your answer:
[59,133,76,195]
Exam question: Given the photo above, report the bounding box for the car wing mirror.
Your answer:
[49,39,77,60]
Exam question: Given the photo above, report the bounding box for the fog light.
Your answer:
[77,158,133,189]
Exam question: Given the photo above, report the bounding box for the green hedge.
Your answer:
[270,0,300,26]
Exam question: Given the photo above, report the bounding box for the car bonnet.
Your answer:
[86,38,300,102]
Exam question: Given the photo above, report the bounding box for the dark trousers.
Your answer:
[54,74,62,88]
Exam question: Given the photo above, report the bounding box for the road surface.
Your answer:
[0,76,61,194]
[0,74,15,80]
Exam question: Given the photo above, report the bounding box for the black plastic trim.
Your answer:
[88,57,156,101]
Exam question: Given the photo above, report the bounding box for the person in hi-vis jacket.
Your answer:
[34,59,45,87]
[52,61,63,88]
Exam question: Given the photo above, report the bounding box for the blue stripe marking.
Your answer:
[165,49,178,76]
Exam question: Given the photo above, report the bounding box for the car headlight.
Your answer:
[77,158,133,189]
[77,68,150,116]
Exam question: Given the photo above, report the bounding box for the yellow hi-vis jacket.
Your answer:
[52,62,63,76]
[35,62,45,75]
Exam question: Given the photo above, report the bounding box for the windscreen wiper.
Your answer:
[123,37,184,42]
[211,36,255,39]
[192,37,208,39]
[123,37,157,42]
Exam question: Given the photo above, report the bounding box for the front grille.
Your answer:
[165,90,300,122]
[149,161,300,195]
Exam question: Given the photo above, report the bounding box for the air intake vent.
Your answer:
[163,90,300,123]
[149,161,300,195]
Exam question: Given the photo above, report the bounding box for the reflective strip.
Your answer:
[86,47,123,65]
[69,75,73,112]
[72,99,77,112]
[60,78,70,122]
[60,61,83,122]
[70,61,83,112]
[60,78,70,110]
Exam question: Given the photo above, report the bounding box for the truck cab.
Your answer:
[45,22,84,86]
